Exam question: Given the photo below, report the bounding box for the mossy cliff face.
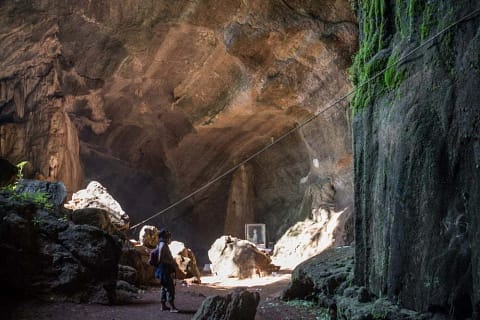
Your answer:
[353,0,480,317]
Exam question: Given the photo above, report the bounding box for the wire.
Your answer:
[129,7,480,231]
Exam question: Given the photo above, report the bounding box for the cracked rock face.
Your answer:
[0,0,357,262]
[353,1,480,317]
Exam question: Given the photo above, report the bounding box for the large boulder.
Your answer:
[272,207,352,269]
[71,207,120,236]
[118,265,138,285]
[0,187,122,304]
[128,232,202,285]
[15,179,68,207]
[192,288,260,320]
[138,225,158,249]
[282,247,436,320]
[170,241,202,283]
[208,235,278,279]
[65,181,130,231]
[119,240,156,286]
[282,246,354,302]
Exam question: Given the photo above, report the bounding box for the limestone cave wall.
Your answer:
[0,0,357,261]
[352,0,480,317]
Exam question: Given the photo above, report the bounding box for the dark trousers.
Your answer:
[155,263,175,302]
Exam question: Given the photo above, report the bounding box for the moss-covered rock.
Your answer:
[352,1,480,318]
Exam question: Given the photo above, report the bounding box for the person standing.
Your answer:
[155,229,179,312]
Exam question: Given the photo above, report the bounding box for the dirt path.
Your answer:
[7,272,322,320]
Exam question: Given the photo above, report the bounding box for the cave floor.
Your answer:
[7,270,325,320]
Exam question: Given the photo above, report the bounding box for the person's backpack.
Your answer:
[148,247,159,266]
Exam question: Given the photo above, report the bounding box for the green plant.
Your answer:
[31,191,54,211]
[0,160,28,192]
[32,216,45,227]
[315,309,330,320]
[7,190,54,211]
[1,161,55,212]
[58,212,69,222]
[16,161,28,179]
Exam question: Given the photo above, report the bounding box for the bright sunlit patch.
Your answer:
[200,271,291,289]
[271,208,346,269]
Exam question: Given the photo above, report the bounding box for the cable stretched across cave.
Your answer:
[129,7,480,231]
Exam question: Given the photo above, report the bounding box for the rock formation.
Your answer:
[352,0,480,318]
[65,181,130,231]
[273,180,353,269]
[15,179,68,207]
[208,235,278,279]
[0,180,121,304]
[282,247,430,320]
[138,225,159,249]
[0,0,357,263]
[170,240,202,283]
[119,240,156,286]
[282,246,354,303]
[132,226,201,283]
[192,288,260,320]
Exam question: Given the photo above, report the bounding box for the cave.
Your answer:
[1,0,479,319]
[0,0,356,265]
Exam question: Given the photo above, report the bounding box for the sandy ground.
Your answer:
[5,270,323,320]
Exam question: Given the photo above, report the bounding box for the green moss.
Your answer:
[350,0,389,112]
[384,52,404,90]
[350,0,464,113]
[440,31,456,77]
[5,190,54,211]
[407,0,416,27]
[420,3,435,41]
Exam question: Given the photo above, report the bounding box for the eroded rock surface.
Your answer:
[352,0,480,318]
[0,184,121,304]
[0,0,357,264]
[282,247,432,320]
[193,288,260,320]
[138,225,159,249]
[208,235,278,279]
[170,240,202,283]
[65,181,130,231]
[273,180,353,269]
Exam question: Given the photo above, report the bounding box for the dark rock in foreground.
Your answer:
[192,288,260,320]
[0,182,122,304]
[282,247,453,320]
[282,246,354,302]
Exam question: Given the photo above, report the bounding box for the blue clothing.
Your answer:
[154,240,176,302]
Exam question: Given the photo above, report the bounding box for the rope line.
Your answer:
[129,7,480,230]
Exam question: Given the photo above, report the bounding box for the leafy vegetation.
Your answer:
[0,160,55,212]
